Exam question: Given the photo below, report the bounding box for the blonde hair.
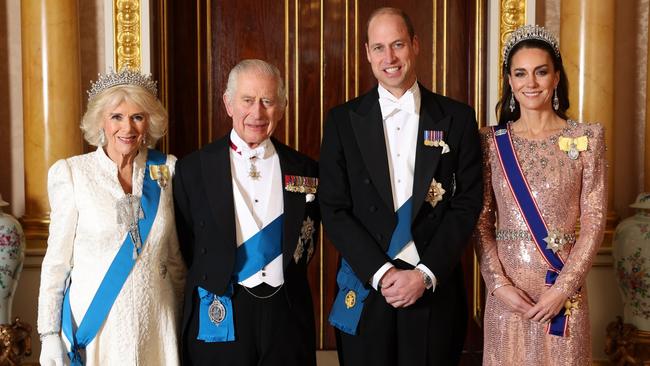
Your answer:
[80,84,168,147]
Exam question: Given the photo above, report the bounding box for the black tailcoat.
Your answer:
[319,84,483,365]
[173,135,319,366]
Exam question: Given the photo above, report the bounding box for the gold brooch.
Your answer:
[425,179,446,208]
[345,290,356,309]
[564,296,579,316]
[149,165,170,189]
[558,136,588,160]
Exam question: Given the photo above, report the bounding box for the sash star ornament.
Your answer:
[294,217,315,263]
[543,230,568,253]
[558,136,588,160]
[149,164,170,189]
[425,179,446,208]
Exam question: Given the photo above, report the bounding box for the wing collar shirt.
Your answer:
[371,82,437,291]
[229,130,284,287]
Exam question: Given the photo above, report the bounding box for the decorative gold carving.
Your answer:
[499,0,525,94]
[115,0,141,70]
[0,318,32,365]
[605,317,650,365]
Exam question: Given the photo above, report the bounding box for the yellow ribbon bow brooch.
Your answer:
[558,135,588,160]
[149,165,170,189]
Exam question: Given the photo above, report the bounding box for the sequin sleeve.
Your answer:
[474,127,513,294]
[37,159,78,334]
[553,123,607,296]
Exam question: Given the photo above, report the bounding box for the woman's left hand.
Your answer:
[523,287,568,323]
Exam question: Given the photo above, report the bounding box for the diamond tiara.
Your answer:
[87,68,158,101]
[502,24,560,69]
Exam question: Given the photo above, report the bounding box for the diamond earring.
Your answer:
[142,134,148,147]
[553,88,560,111]
[509,93,516,113]
[99,128,107,146]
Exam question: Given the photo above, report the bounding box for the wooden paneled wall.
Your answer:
[152,0,486,355]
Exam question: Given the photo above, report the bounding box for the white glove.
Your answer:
[40,334,66,366]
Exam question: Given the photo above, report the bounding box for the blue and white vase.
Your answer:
[0,194,25,324]
[613,193,650,331]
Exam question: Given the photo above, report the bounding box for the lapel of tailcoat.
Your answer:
[273,139,306,269]
[350,87,395,211]
[411,84,451,220]
[200,137,237,270]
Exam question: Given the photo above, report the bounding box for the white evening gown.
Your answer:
[38,147,186,366]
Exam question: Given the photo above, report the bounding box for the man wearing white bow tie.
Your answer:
[173,59,319,366]
[320,7,483,366]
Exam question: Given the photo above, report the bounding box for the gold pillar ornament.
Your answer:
[20,0,83,246]
[115,0,142,70]
[498,0,526,95]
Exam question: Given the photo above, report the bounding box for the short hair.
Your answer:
[80,84,168,147]
[224,59,287,107]
[366,7,416,42]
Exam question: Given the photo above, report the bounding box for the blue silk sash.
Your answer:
[62,149,166,365]
[492,128,568,336]
[197,214,283,343]
[329,198,413,335]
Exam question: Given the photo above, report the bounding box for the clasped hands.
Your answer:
[379,267,426,308]
[493,284,568,324]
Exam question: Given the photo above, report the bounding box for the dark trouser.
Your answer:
[336,268,467,366]
[183,283,316,366]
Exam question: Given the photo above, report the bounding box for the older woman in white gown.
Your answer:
[37,69,185,366]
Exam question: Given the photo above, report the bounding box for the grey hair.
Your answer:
[224,59,287,106]
[80,84,168,147]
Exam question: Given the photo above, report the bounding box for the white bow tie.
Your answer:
[379,94,415,118]
[242,145,265,160]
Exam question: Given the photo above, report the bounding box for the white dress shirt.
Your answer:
[370,82,437,292]
[229,130,284,287]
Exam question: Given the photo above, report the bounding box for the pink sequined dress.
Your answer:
[475,120,607,365]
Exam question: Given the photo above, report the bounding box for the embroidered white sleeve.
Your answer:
[164,156,187,314]
[37,159,78,334]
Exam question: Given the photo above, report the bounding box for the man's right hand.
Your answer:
[39,334,66,366]
[493,285,535,314]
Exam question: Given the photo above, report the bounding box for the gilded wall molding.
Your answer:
[499,0,525,93]
[115,0,141,70]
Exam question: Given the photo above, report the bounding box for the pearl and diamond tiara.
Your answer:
[87,68,158,101]
[502,24,560,69]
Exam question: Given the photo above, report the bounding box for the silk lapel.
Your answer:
[273,140,306,268]
[350,89,395,210]
[200,137,237,252]
[411,87,450,219]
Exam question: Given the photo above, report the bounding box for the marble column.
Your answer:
[560,0,617,240]
[21,0,83,248]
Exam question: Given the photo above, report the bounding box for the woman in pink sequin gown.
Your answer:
[475,25,607,365]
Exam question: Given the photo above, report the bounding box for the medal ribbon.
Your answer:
[62,149,166,365]
[492,128,568,336]
[329,198,413,335]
